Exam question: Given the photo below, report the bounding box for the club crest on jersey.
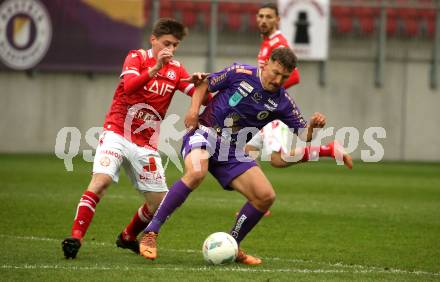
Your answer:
[166,70,176,80]
[229,91,243,107]
[257,110,269,120]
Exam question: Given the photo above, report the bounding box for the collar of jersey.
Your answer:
[268,30,282,40]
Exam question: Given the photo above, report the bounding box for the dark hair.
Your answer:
[152,18,188,40]
[270,47,297,72]
[259,3,279,16]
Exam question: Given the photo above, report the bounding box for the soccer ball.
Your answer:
[202,232,238,265]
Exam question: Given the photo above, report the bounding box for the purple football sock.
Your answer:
[144,180,192,234]
[230,202,265,244]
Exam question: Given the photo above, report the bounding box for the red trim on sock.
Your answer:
[122,204,152,241]
[83,191,100,204]
[319,142,334,157]
[71,190,100,239]
[301,147,310,162]
[300,142,335,162]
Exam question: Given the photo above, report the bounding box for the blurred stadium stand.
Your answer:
[143,0,437,37]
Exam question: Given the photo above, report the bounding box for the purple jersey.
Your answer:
[199,63,307,140]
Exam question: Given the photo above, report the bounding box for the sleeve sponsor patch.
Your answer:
[236,68,252,75]
[209,72,228,86]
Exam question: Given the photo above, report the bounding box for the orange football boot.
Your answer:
[139,232,158,260]
[235,249,262,265]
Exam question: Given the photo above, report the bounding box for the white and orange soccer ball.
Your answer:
[202,232,238,265]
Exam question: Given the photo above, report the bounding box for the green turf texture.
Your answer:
[0,154,439,281]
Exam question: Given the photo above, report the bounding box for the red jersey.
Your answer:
[103,48,194,149]
[257,30,300,89]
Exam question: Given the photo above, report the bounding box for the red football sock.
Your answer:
[122,203,152,241]
[71,191,100,240]
[301,142,335,162]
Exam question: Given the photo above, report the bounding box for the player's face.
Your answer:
[260,60,291,92]
[150,34,180,58]
[256,8,279,36]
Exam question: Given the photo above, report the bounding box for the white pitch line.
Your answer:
[1,264,439,276]
[1,234,439,277]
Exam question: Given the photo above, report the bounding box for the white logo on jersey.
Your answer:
[264,104,276,111]
[262,47,268,57]
[267,98,278,107]
[145,80,175,96]
[237,87,249,97]
[166,70,176,80]
[131,53,137,58]
[239,81,254,93]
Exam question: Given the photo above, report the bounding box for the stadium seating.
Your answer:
[219,2,243,31]
[159,0,172,18]
[418,0,436,37]
[246,3,260,31]
[331,6,355,34]
[143,0,151,25]
[331,0,436,38]
[354,5,380,35]
[143,1,436,38]
[197,1,212,28]
[175,1,197,28]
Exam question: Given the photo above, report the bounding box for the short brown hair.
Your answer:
[152,18,188,40]
[260,3,279,16]
[270,47,297,72]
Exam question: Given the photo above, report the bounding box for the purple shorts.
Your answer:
[181,128,257,190]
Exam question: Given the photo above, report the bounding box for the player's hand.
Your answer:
[309,112,326,128]
[181,72,210,86]
[155,48,173,69]
[184,110,199,130]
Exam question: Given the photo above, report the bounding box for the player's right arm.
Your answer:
[121,49,172,95]
[184,79,208,129]
[184,64,236,129]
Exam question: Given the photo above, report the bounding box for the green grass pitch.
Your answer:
[0,154,439,281]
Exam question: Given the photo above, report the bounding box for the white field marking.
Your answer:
[2,234,439,276]
[0,264,439,276]
[0,192,244,205]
